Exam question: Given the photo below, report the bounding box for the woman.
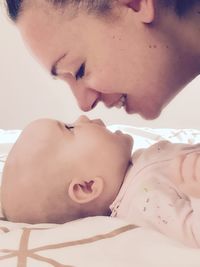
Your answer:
[4,0,200,119]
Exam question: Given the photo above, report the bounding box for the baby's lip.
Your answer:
[91,118,105,127]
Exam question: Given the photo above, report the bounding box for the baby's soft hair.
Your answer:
[4,0,113,21]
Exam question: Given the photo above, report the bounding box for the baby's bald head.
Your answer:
[1,119,75,224]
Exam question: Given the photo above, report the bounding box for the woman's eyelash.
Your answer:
[75,63,85,80]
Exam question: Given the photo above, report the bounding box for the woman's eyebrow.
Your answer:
[51,53,67,76]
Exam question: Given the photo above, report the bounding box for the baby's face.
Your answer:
[26,115,133,193]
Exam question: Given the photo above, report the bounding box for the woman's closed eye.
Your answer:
[75,63,85,80]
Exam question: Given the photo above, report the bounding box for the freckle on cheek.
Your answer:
[148,44,157,48]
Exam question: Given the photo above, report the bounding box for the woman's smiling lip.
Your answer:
[115,94,127,109]
[103,94,127,109]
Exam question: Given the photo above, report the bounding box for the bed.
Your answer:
[0,125,200,267]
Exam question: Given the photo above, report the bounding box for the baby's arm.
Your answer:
[168,195,200,247]
[139,185,200,248]
[154,149,200,247]
[176,151,200,246]
[119,142,200,247]
[169,150,200,198]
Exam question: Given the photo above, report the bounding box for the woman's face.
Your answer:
[17,1,190,119]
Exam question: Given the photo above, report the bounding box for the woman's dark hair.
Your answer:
[161,0,199,16]
[4,0,22,21]
[4,0,112,21]
[4,0,200,21]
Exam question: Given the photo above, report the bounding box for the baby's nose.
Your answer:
[75,115,90,124]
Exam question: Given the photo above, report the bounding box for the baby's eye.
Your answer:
[65,124,74,130]
[75,63,85,80]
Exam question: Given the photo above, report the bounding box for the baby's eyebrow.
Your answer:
[51,53,67,76]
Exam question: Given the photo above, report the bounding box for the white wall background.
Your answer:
[0,8,200,130]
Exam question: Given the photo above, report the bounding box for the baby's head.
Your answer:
[1,115,133,224]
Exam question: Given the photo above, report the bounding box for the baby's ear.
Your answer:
[119,0,155,23]
[68,177,104,204]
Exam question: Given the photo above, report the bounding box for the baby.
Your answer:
[1,116,200,248]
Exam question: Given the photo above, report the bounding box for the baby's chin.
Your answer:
[125,159,133,174]
[106,209,112,216]
[122,131,134,153]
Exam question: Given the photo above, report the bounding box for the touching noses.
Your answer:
[69,82,100,112]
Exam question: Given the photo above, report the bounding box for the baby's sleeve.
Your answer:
[119,141,200,247]
[134,180,200,248]
[186,197,200,246]
[149,190,200,248]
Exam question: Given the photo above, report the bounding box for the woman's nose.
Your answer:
[78,88,100,112]
[69,82,100,112]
